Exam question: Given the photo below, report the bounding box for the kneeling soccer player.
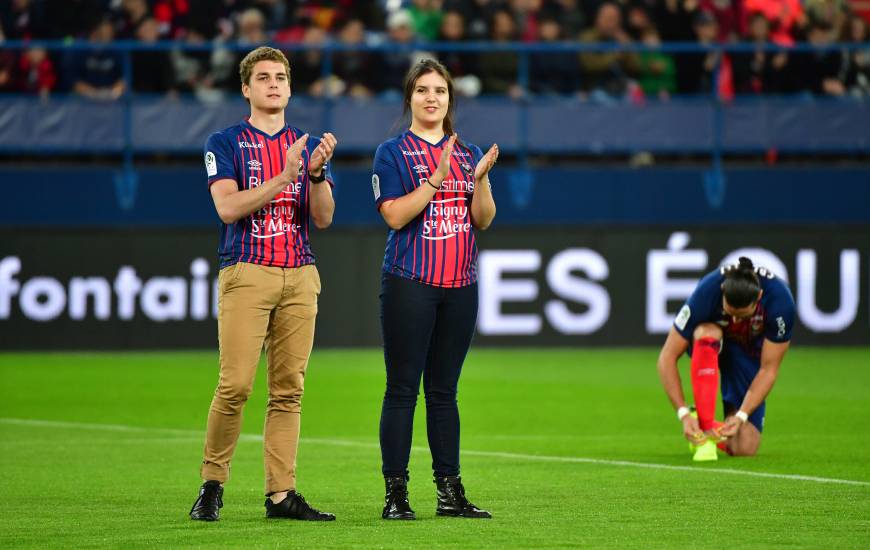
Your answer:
[656,257,795,461]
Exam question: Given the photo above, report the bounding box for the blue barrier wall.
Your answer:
[2,96,869,155]
[3,40,870,157]
[2,166,867,226]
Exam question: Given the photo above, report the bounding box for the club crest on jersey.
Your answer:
[750,313,764,333]
[460,162,473,175]
[412,164,429,174]
[247,159,262,171]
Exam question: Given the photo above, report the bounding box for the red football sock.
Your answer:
[690,337,720,432]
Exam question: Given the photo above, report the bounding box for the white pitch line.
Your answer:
[456,449,870,487]
[2,417,868,488]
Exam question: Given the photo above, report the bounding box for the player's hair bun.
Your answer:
[723,257,761,308]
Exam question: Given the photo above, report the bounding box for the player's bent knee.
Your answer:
[728,442,759,457]
[693,323,723,342]
[729,426,761,456]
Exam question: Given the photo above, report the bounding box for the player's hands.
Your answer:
[309,132,337,177]
[431,134,457,185]
[280,133,309,184]
[474,143,499,181]
[719,415,744,438]
[681,414,706,445]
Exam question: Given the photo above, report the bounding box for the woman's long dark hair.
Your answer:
[402,59,457,137]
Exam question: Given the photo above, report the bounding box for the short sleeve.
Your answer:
[674,271,721,341]
[763,281,796,343]
[469,143,484,194]
[470,144,484,167]
[204,132,237,187]
[372,142,407,209]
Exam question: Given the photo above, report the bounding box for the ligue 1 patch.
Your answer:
[675,305,691,330]
[372,174,381,200]
[205,151,217,177]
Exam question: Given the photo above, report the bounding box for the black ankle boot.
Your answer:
[435,475,491,519]
[382,476,415,520]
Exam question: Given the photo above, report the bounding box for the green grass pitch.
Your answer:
[1,348,868,548]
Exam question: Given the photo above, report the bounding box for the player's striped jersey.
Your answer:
[372,131,483,288]
[673,264,796,358]
[204,119,332,269]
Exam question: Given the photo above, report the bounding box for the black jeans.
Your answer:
[379,273,478,478]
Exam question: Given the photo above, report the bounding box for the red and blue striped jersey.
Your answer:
[372,131,484,288]
[204,119,333,269]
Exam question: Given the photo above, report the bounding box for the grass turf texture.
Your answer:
[1,348,868,549]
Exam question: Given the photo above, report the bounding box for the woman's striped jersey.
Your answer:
[372,131,484,288]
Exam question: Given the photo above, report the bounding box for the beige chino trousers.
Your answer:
[200,261,320,495]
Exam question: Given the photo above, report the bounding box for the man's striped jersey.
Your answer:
[204,119,332,269]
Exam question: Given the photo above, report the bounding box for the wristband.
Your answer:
[676,406,691,421]
[735,410,749,423]
[423,178,440,191]
[308,170,326,184]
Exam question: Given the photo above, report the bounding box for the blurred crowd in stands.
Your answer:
[0,0,868,101]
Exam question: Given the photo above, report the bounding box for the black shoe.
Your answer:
[189,480,223,521]
[435,476,491,519]
[265,491,336,521]
[382,476,415,520]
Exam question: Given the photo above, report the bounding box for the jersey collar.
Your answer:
[407,129,448,148]
[242,118,290,140]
